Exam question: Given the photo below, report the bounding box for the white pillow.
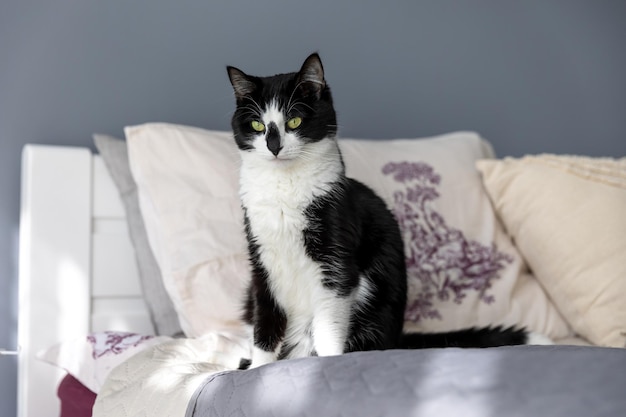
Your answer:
[126,123,571,340]
[127,124,249,338]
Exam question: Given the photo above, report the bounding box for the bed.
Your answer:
[17,124,626,417]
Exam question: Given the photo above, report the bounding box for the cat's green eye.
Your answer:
[251,120,265,132]
[287,117,302,129]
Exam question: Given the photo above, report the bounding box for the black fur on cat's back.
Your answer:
[303,176,408,352]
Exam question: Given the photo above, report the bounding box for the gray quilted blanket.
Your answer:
[187,345,626,417]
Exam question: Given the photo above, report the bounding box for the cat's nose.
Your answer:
[266,122,282,156]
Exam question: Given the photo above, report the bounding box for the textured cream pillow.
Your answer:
[477,155,626,347]
[127,123,570,340]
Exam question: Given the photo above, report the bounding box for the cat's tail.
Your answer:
[400,326,552,349]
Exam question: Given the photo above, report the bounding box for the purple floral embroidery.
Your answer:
[87,331,154,359]
[382,161,513,322]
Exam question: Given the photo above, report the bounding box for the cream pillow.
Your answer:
[477,155,626,347]
[127,123,570,340]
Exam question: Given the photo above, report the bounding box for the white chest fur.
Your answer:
[239,139,341,308]
[239,138,345,355]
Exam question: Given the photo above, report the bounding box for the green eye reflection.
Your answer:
[251,120,265,132]
[287,117,302,129]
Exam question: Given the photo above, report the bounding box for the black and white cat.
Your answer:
[227,53,546,369]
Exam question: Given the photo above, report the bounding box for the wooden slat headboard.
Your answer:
[18,145,153,417]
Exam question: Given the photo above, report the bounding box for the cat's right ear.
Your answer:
[227,66,256,99]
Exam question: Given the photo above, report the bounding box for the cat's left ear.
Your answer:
[227,66,257,99]
[297,53,326,99]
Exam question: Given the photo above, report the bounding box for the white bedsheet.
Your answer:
[93,332,250,417]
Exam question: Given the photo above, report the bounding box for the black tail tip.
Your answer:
[401,325,533,349]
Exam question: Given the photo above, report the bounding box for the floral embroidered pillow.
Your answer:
[127,123,571,340]
[38,331,171,393]
[340,134,571,339]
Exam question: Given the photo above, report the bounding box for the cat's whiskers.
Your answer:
[239,111,260,121]
[241,104,262,119]
[243,97,263,117]
[286,81,309,113]
[297,149,342,160]
[287,100,314,115]
[293,146,343,166]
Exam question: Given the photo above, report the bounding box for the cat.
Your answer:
[227,53,546,369]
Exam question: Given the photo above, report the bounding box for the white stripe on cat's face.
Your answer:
[251,101,301,161]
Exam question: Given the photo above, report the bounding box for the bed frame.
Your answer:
[18,145,153,417]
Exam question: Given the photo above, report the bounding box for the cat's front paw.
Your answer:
[247,346,277,369]
[238,358,252,370]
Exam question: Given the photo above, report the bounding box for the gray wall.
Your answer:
[1,1,625,414]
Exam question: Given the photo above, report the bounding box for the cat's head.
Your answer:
[227,53,337,162]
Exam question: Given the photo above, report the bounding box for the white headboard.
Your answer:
[18,145,153,417]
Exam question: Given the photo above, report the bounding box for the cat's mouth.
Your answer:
[271,154,296,163]
[266,149,297,162]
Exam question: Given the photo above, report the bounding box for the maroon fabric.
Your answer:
[57,373,97,417]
